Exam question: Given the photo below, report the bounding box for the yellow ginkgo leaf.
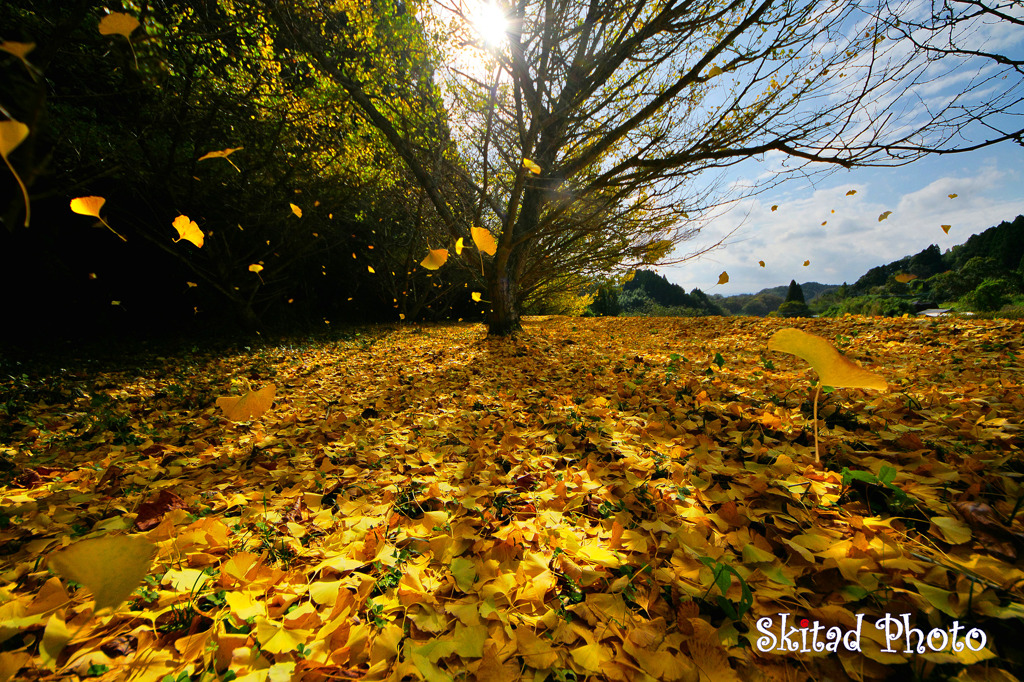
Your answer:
[98,12,140,37]
[70,196,126,241]
[421,248,449,270]
[717,271,729,285]
[455,237,464,255]
[948,193,958,199]
[522,158,541,174]
[941,224,951,234]
[186,281,197,288]
[758,260,765,268]
[471,226,497,256]
[0,41,36,76]
[706,65,724,77]
[172,214,203,248]
[767,328,887,391]
[0,119,30,226]
[216,384,276,421]
[894,273,917,283]
[399,313,405,320]
[98,12,140,68]
[878,210,892,221]
[70,196,105,218]
[803,260,810,266]
[368,266,375,273]
[248,263,263,273]
[290,203,302,218]
[198,147,243,172]
[471,292,483,302]
[771,205,778,212]
[48,535,155,614]
[846,189,857,196]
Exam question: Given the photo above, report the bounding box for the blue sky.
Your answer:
[658,136,1024,296]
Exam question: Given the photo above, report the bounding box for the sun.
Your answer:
[470,2,508,48]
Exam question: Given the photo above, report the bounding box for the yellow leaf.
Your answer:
[570,643,612,673]
[420,248,449,270]
[254,617,311,655]
[821,221,827,225]
[186,281,197,287]
[98,12,139,37]
[515,628,558,668]
[216,384,275,422]
[717,271,729,285]
[948,193,958,199]
[290,203,302,218]
[471,292,483,302]
[758,260,765,267]
[40,614,70,670]
[455,237,464,255]
[768,328,887,390]
[70,196,105,218]
[931,516,972,544]
[451,557,477,592]
[941,224,951,234]
[198,147,243,172]
[771,205,778,211]
[368,266,375,273]
[399,313,405,320]
[846,189,857,196]
[803,260,810,266]
[471,226,497,256]
[894,273,917,283]
[707,65,724,77]
[522,158,541,174]
[172,214,203,248]
[48,535,155,614]
[878,210,892,221]
[0,119,30,226]
[71,196,126,241]
[248,263,263,273]
[0,41,34,60]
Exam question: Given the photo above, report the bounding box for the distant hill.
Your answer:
[748,281,839,301]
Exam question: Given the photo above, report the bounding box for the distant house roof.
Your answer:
[916,308,952,317]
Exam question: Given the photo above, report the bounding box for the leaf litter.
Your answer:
[1,316,1023,681]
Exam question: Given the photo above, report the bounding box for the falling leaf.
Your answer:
[197,147,243,172]
[421,249,449,270]
[717,271,729,285]
[941,224,951,234]
[758,260,765,267]
[455,237,464,255]
[894,273,917,283]
[0,119,30,226]
[471,292,483,302]
[216,384,276,421]
[70,196,126,241]
[846,189,857,196]
[771,205,778,212]
[821,221,827,226]
[248,264,263,273]
[948,193,958,199]
[48,535,155,614]
[98,12,140,68]
[0,41,36,76]
[471,226,497,256]
[399,313,406,320]
[522,158,541,174]
[803,260,810,266]
[368,266,375,273]
[878,210,892,221]
[172,214,203,248]
[290,203,302,218]
[767,328,886,391]
[706,65,724,77]
[186,281,197,288]
[98,12,139,37]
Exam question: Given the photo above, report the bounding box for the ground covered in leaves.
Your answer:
[2,315,1023,682]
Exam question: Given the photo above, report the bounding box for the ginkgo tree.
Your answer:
[262,0,1022,335]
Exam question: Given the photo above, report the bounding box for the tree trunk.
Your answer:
[487,269,521,336]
